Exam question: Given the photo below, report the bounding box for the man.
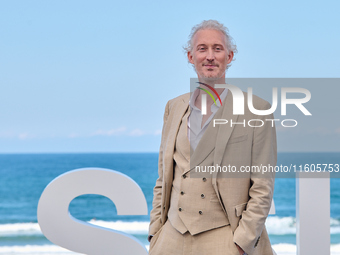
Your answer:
[148,20,276,255]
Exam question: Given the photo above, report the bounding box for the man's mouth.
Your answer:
[203,64,218,68]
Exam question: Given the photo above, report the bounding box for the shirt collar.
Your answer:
[189,86,228,112]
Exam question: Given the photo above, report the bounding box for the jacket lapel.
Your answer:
[188,111,220,172]
[211,92,239,186]
[188,91,238,172]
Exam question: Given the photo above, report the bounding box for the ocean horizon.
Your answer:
[1,152,339,254]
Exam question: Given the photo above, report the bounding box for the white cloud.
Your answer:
[0,132,14,138]
[18,133,35,140]
[68,133,79,138]
[92,127,127,136]
[129,129,145,136]
[154,129,162,135]
[0,132,36,140]
[93,128,160,137]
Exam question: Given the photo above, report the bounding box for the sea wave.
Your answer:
[266,216,340,235]
[0,220,150,237]
[0,222,42,237]
[0,245,74,254]
[272,243,340,255]
[1,217,339,237]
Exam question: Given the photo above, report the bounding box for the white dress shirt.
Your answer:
[188,88,228,151]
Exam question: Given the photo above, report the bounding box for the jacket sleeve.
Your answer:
[148,101,170,239]
[233,102,277,254]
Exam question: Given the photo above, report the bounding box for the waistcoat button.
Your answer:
[202,177,207,182]
[179,207,182,212]
[199,210,203,215]
[201,194,205,198]
[181,191,185,195]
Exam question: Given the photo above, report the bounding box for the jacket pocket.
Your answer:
[235,202,248,217]
[149,221,166,251]
[228,134,248,145]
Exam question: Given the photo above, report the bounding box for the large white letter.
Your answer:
[201,94,207,115]
[247,87,278,115]
[215,84,244,115]
[37,168,148,255]
[281,88,312,116]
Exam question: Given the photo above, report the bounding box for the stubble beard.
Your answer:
[199,71,226,85]
[193,64,228,85]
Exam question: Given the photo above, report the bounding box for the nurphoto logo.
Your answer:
[198,82,312,128]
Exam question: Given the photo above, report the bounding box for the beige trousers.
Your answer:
[149,220,240,255]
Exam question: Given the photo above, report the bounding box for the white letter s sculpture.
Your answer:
[37,168,148,255]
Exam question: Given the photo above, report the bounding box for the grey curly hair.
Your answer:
[184,20,237,69]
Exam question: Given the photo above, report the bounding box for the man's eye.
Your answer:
[215,47,221,51]
[198,47,206,51]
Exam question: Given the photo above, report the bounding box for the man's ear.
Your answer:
[227,51,234,64]
[187,51,194,64]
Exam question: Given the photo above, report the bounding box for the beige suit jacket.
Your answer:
[149,91,277,255]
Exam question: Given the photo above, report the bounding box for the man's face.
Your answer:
[187,29,234,81]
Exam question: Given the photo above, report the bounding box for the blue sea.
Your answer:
[0,152,339,255]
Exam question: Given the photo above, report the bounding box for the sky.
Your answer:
[0,0,339,153]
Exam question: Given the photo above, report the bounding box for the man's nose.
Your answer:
[206,49,215,61]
